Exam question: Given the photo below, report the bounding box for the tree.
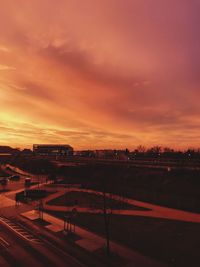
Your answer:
[147,146,162,156]
[93,165,115,256]
[163,147,174,153]
[102,178,111,256]
[136,145,146,153]
[38,199,44,220]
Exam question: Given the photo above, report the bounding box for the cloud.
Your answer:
[0,0,200,149]
[0,46,10,53]
[0,64,15,71]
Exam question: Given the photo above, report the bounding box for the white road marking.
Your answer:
[0,236,10,247]
[0,216,42,244]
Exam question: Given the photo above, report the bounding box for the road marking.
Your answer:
[0,236,10,246]
[0,216,42,244]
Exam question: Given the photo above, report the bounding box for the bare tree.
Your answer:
[38,199,44,220]
[147,146,162,156]
[102,180,111,256]
[136,145,146,153]
[95,166,113,256]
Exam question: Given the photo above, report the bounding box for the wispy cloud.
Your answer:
[0,0,200,149]
[0,64,15,71]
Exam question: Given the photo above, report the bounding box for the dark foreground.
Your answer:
[0,218,82,267]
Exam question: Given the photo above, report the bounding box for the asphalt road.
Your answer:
[0,167,79,267]
[0,216,83,267]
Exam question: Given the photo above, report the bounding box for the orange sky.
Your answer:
[0,0,200,150]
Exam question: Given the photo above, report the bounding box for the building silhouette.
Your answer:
[33,144,73,156]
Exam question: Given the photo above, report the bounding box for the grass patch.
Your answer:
[34,218,50,226]
[48,211,200,267]
[95,247,128,267]
[48,191,148,211]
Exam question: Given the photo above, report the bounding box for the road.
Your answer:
[0,166,84,267]
[0,163,169,267]
[0,215,82,267]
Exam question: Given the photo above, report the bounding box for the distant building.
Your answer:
[0,146,20,156]
[74,150,95,157]
[95,150,115,159]
[95,149,130,160]
[20,149,33,156]
[33,144,73,156]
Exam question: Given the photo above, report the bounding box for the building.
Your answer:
[33,144,73,156]
[74,150,95,157]
[95,149,130,160]
[0,146,20,155]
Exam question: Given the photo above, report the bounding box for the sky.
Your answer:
[0,0,200,150]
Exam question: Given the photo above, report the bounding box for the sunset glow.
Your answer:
[0,0,200,149]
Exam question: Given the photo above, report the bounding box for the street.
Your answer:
[0,167,84,267]
[0,163,170,267]
[0,215,83,267]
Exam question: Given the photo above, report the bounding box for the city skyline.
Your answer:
[1,1,200,150]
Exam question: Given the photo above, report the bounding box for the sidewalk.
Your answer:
[6,164,200,224]
[43,187,200,223]
[21,209,167,267]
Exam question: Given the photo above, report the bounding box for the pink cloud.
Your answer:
[0,0,200,149]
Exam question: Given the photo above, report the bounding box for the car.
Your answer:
[0,177,9,185]
[10,175,20,181]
